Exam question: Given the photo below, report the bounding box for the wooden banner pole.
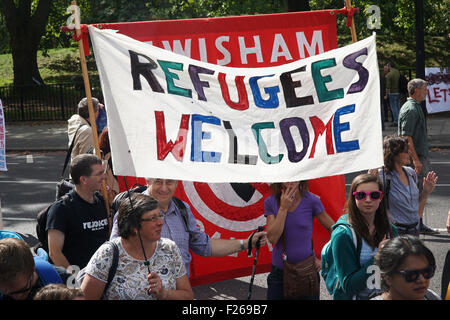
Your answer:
[71,1,111,233]
[345,0,358,43]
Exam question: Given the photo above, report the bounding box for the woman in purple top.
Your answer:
[265,180,334,300]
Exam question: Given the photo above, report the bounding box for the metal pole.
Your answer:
[415,0,427,117]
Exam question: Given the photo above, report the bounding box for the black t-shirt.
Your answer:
[46,189,109,269]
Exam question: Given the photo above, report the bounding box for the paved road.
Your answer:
[1,150,449,300]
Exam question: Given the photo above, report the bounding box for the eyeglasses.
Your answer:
[394,265,435,283]
[140,210,165,223]
[4,274,33,296]
[353,191,383,201]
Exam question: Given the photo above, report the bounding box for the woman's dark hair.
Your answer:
[99,127,110,155]
[346,173,393,249]
[270,181,309,207]
[383,135,409,173]
[117,193,159,239]
[374,235,436,291]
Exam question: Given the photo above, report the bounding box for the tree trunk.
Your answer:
[0,0,52,86]
[288,0,311,12]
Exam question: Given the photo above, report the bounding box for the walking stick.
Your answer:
[247,226,264,300]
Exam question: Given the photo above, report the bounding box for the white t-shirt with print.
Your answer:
[85,237,186,300]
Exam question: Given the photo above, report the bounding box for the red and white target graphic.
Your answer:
[181,182,270,232]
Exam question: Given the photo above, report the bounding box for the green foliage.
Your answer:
[0,0,448,85]
[310,0,450,39]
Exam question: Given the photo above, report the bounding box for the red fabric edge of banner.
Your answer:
[190,263,271,287]
[74,9,347,286]
[60,9,342,57]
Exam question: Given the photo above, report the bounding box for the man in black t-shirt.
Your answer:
[47,154,109,270]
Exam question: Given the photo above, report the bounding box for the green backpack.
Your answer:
[320,223,362,295]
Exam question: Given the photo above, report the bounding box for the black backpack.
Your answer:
[35,193,72,254]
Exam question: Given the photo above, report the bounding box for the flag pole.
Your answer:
[71,1,112,233]
[345,0,358,43]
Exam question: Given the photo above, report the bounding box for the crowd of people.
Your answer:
[0,77,449,301]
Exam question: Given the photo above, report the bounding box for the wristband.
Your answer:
[240,239,245,251]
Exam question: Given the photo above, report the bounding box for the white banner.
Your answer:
[89,27,382,183]
[426,67,450,114]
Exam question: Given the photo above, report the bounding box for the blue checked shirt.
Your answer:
[110,190,211,276]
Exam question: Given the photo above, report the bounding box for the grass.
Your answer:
[0,35,448,86]
[0,46,99,86]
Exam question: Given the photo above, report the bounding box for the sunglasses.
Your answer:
[394,265,436,283]
[353,190,383,201]
[140,210,165,223]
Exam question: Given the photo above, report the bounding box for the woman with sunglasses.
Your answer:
[330,174,397,300]
[369,135,438,235]
[372,235,440,300]
[81,193,193,300]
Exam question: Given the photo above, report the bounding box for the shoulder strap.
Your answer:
[172,196,189,231]
[62,124,84,178]
[344,224,362,266]
[103,241,119,294]
[34,257,63,285]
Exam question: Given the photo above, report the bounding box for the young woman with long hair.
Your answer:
[329,173,397,300]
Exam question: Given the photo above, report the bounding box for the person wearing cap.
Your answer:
[67,97,102,161]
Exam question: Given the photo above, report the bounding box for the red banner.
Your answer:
[84,10,346,286]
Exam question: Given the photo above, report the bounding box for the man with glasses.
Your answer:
[110,178,266,277]
[0,238,71,300]
[47,154,109,269]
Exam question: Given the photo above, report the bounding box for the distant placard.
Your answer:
[426,67,450,114]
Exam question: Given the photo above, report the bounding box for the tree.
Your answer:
[288,0,310,11]
[0,0,51,86]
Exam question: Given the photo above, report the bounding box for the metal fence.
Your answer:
[0,82,102,122]
[0,70,416,122]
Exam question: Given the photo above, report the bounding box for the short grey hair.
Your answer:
[407,78,427,96]
[78,97,99,119]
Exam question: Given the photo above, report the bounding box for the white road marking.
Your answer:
[2,217,36,222]
[0,181,54,184]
